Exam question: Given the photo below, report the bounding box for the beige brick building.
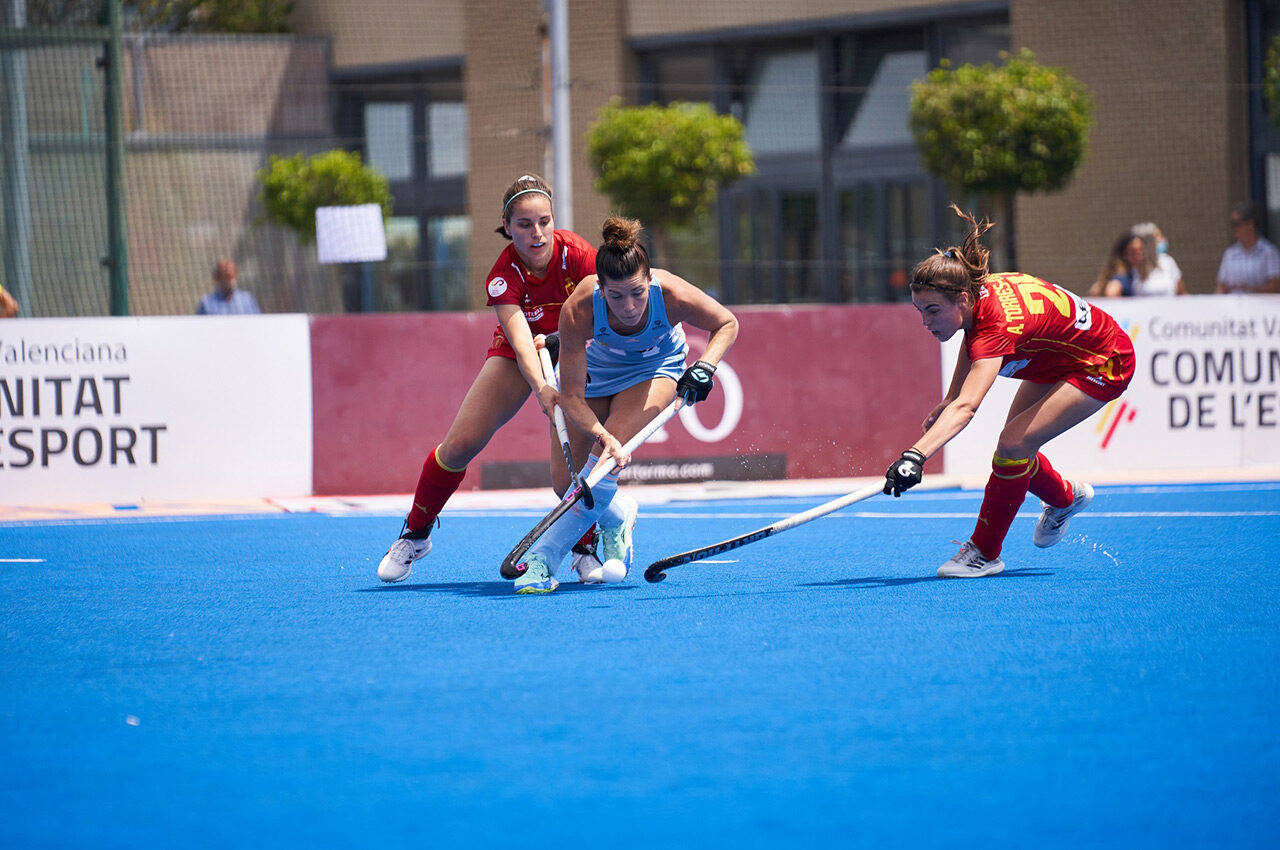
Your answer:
[7,1,1260,316]
[287,0,1263,308]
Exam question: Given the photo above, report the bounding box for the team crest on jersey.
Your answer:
[999,358,1031,377]
[488,277,508,298]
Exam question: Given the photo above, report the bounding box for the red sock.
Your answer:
[406,445,466,533]
[1027,452,1072,508]
[970,455,1034,559]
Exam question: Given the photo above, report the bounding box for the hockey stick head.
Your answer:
[499,486,581,579]
[643,564,667,583]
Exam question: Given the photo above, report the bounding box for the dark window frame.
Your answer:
[633,3,1010,304]
[333,59,467,312]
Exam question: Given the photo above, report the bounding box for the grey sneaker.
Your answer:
[938,540,1005,578]
[378,531,432,582]
[598,494,638,576]
[1033,481,1094,548]
[514,553,558,594]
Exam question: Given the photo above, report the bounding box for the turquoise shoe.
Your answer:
[513,553,558,594]
[598,495,638,576]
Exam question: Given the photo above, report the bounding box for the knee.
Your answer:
[437,438,482,470]
[994,435,1037,461]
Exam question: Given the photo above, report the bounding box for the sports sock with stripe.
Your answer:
[1027,452,1073,508]
[405,445,466,534]
[970,454,1034,559]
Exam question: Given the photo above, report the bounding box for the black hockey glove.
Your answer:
[676,360,716,404]
[884,448,926,497]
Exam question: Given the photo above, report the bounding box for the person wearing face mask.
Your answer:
[376,174,604,584]
[1129,222,1186,296]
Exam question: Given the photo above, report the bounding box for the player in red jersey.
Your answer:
[377,174,601,582]
[883,206,1136,577]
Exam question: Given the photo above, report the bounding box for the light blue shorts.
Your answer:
[584,340,687,398]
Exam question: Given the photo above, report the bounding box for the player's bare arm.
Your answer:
[494,303,557,418]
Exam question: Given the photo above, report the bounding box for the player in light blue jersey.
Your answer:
[512,216,739,593]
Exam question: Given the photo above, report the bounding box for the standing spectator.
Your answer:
[1130,222,1186,296]
[1217,203,1280,294]
[197,258,261,314]
[1089,231,1140,297]
[0,281,18,318]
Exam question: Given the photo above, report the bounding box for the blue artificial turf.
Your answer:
[1,483,1277,848]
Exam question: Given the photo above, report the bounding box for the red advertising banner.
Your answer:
[310,304,940,495]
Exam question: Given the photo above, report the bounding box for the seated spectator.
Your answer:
[197,258,260,315]
[1090,231,1140,297]
[1217,202,1280,294]
[1131,222,1186,296]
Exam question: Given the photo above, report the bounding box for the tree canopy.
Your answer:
[909,49,1094,197]
[586,99,754,229]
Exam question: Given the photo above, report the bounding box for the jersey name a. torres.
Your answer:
[485,230,596,337]
[966,272,1129,386]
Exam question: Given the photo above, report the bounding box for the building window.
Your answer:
[834,32,926,151]
[1251,0,1280,236]
[336,65,467,312]
[730,47,821,156]
[364,102,414,181]
[637,12,1007,304]
[427,215,471,311]
[428,101,468,179]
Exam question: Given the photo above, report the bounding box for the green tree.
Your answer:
[586,99,754,260]
[909,49,1093,267]
[256,149,392,244]
[1265,35,1280,127]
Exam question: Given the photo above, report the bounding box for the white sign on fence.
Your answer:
[0,315,313,505]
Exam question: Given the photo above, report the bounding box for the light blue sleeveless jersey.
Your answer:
[585,279,688,398]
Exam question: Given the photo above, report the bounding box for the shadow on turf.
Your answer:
[800,567,1053,589]
[356,581,633,598]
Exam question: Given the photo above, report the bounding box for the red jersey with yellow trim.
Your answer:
[966,272,1132,387]
[484,229,596,337]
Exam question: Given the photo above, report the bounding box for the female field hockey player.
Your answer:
[510,216,739,594]
[377,174,603,582]
[883,206,1135,578]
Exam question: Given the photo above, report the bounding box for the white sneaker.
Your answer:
[598,494,638,575]
[377,534,431,582]
[938,540,1005,578]
[514,553,558,594]
[1033,481,1094,548]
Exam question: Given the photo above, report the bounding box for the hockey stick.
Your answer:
[535,334,592,509]
[643,481,884,583]
[500,395,684,579]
